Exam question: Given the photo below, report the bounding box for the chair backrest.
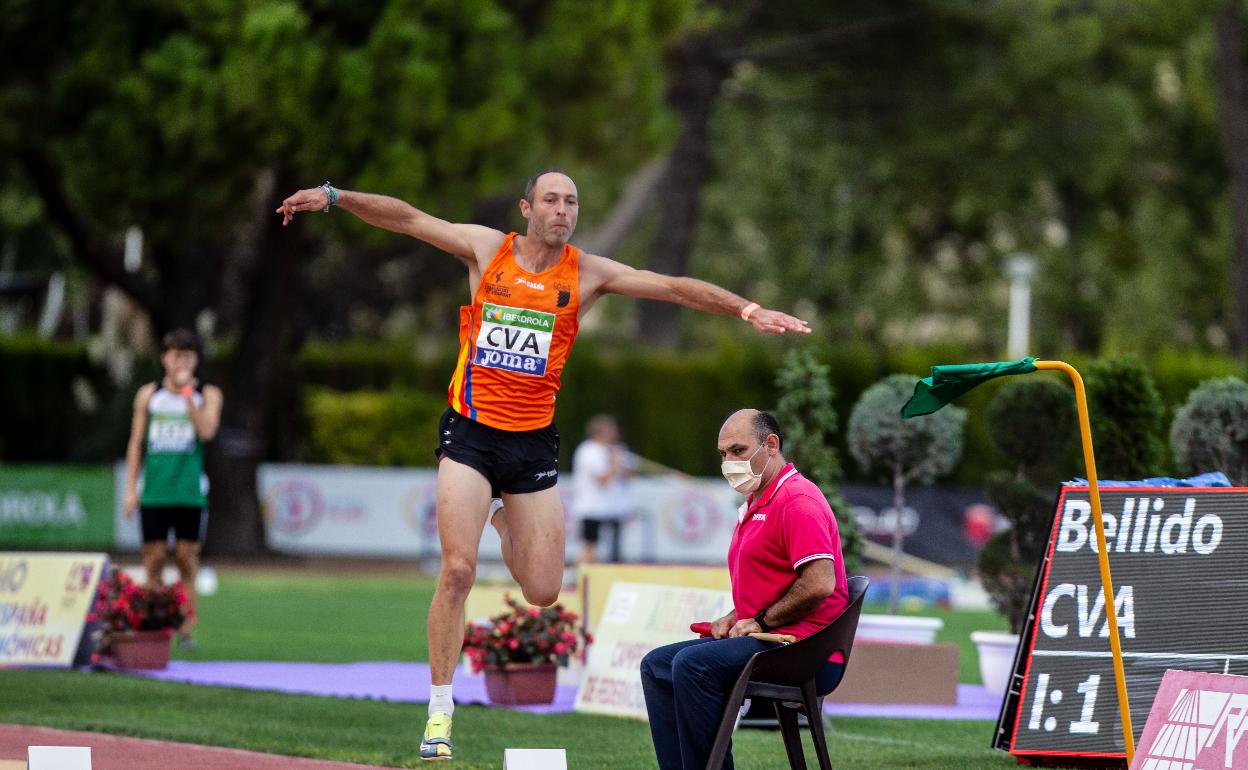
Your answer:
[746,575,870,689]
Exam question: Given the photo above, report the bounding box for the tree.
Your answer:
[773,349,861,573]
[2,0,694,554]
[979,378,1077,632]
[1084,357,1168,480]
[847,373,966,613]
[1170,375,1248,484]
[688,0,1239,359]
[1214,0,1248,357]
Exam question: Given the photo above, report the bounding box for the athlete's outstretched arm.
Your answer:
[276,186,502,262]
[584,254,811,335]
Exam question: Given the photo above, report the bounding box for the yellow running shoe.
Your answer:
[420,712,453,761]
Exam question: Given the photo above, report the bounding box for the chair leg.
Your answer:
[705,692,745,770]
[803,688,833,770]
[772,700,808,770]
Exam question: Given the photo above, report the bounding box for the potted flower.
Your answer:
[89,567,189,670]
[462,594,591,705]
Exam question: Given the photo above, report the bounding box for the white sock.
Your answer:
[429,684,454,717]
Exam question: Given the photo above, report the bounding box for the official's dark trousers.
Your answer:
[640,636,845,770]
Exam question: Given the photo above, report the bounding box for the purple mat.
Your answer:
[130,661,576,714]
[126,661,997,720]
[824,684,1002,721]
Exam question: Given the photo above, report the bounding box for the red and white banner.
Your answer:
[1131,669,1248,770]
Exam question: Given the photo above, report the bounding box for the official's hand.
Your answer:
[729,618,763,638]
[276,187,331,226]
[747,307,811,335]
[123,491,139,520]
[710,613,736,640]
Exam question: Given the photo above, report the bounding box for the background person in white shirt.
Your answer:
[571,415,636,564]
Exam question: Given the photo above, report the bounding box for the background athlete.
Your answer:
[276,170,810,761]
[123,328,223,651]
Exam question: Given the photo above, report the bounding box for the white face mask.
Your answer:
[721,443,772,495]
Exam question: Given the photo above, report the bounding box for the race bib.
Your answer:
[148,415,196,453]
[474,303,555,376]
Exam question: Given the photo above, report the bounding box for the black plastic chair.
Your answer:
[705,575,870,770]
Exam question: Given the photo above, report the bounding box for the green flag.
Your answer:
[901,358,1038,418]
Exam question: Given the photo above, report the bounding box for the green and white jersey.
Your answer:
[139,384,207,507]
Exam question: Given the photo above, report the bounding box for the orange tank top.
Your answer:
[447,232,581,431]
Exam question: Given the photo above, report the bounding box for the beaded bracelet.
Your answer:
[319,182,340,212]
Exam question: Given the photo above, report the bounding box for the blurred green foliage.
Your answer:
[303,386,445,466]
[1084,357,1169,480]
[774,349,862,573]
[1169,375,1248,484]
[9,336,1242,492]
[979,378,1078,632]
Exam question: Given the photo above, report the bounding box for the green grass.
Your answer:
[179,571,436,662]
[0,670,1014,769]
[0,568,1019,768]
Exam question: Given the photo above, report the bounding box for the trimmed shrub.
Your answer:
[303,387,446,467]
[980,377,1079,633]
[1085,357,1168,480]
[986,378,1076,481]
[1170,376,1248,485]
[848,373,965,611]
[775,349,861,573]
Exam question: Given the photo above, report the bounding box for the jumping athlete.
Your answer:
[277,170,810,760]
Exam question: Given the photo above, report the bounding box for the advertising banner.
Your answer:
[997,487,1248,764]
[0,465,115,549]
[574,581,732,719]
[255,463,746,564]
[261,464,439,557]
[0,552,107,667]
[1129,669,1248,770]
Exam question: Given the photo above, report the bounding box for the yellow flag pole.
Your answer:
[1035,360,1135,762]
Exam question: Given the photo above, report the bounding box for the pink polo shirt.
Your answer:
[727,463,849,662]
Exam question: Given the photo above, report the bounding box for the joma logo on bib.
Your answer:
[475,303,555,376]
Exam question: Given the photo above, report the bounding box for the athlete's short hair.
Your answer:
[161,328,199,353]
[524,167,567,204]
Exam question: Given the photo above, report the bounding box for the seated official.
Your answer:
[640,409,849,770]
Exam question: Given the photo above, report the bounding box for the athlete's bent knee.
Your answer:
[521,583,560,608]
[438,559,477,600]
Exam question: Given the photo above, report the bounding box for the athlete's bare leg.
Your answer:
[428,458,494,685]
[172,539,200,637]
[497,486,566,607]
[141,541,167,589]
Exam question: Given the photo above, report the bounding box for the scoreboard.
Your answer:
[994,486,1248,765]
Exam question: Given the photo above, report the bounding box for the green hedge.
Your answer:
[5,334,1244,485]
[0,335,120,461]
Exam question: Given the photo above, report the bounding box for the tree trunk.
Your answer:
[888,465,905,615]
[1214,1,1248,358]
[204,170,303,557]
[637,34,734,347]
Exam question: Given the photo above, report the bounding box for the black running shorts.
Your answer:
[140,505,205,543]
[434,408,560,495]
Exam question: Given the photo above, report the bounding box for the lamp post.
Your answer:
[1005,253,1037,359]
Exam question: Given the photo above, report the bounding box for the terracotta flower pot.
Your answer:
[109,630,173,670]
[483,662,558,705]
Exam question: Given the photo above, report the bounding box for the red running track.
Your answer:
[0,724,405,770]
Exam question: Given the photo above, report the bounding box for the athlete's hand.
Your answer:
[747,307,811,335]
[123,490,139,520]
[276,187,331,226]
